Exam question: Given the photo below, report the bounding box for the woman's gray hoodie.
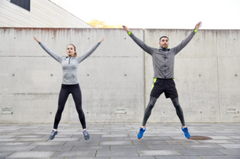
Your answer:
[38,42,100,84]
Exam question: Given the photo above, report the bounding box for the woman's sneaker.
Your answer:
[49,129,58,140]
[137,127,146,139]
[181,127,191,139]
[83,129,90,140]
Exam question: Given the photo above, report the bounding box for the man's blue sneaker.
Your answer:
[137,127,146,139]
[181,127,191,139]
[49,129,58,140]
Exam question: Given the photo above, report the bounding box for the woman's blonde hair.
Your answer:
[67,44,77,58]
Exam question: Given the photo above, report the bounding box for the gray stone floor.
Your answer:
[0,123,240,159]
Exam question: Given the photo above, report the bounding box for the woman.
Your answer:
[33,36,104,140]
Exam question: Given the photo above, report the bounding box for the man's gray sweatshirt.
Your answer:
[39,42,100,85]
[128,30,196,79]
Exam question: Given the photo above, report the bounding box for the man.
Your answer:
[122,22,202,139]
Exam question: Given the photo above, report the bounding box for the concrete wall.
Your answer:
[0,28,144,124]
[0,28,239,124]
[0,0,92,28]
[144,29,240,123]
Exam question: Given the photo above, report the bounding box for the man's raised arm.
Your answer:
[172,22,202,55]
[122,25,153,55]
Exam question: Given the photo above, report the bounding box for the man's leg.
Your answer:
[137,96,157,139]
[171,97,190,139]
[137,78,163,139]
[171,97,185,127]
[142,96,158,128]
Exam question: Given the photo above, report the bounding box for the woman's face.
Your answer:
[66,45,76,56]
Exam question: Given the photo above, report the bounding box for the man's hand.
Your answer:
[195,22,202,30]
[99,37,104,43]
[33,36,40,43]
[122,25,130,33]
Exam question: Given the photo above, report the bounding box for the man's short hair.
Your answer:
[159,36,169,41]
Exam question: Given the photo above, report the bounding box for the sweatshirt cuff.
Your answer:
[127,31,132,36]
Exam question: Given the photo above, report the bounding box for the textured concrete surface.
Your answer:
[0,28,240,123]
[0,123,240,158]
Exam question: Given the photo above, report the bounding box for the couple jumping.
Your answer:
[33,22,202,140]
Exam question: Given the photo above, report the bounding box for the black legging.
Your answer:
[54,84,86,129]
[142,96,185,126]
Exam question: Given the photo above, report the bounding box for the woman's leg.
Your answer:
[71,84,86,129]
[71,84,89,140]
[54,85,70,129]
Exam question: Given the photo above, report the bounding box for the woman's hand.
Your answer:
[33,36,40,43]
[99,37,104,43]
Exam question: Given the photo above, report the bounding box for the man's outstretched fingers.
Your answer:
[122,25,129,32]
[195,22,202,30]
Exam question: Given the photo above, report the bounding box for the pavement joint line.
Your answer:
[6,152,15,158]
[109,145,111,150]
[50,151,57,158]
[70,146,74,151]
[62,141,67,146]
[163,140,169,145]
[30,146,36,151]
[197,140,204,144]
[131,140,135,145]
[98,141,100,146]
[145,144,149,150]
[136,150,140,157]
[175,149,183,155]
[218,144,226,148]
[180,144,187,149]
[27,142,33,146]
[196,139,203,144]
[94,150,98,157]
[110,137,112,141]
[198,155,204,159]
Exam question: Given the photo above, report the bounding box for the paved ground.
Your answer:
[0,123,240,159]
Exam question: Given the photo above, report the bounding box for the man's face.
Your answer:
[159,38,169,49]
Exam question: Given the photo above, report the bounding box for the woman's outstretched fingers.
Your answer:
[99,37,104,43]
[33,36,40,43]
